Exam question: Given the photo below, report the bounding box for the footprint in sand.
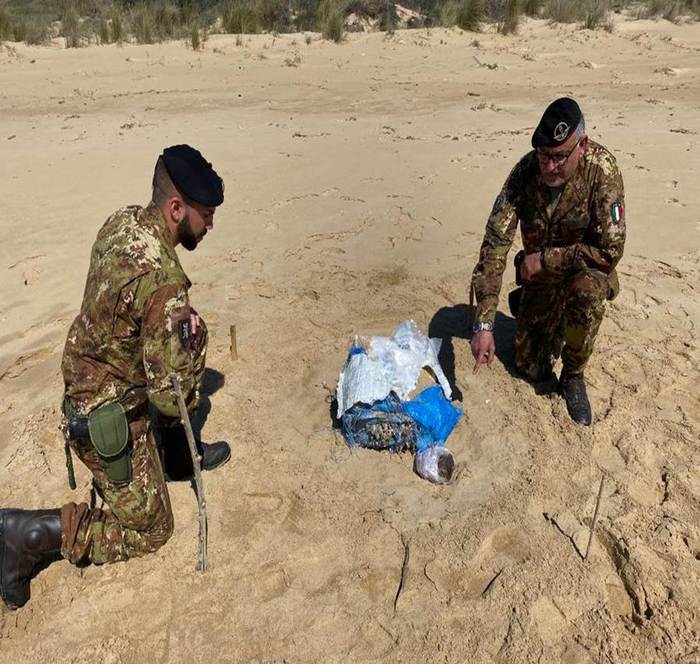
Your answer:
[453,527,533,600]
[654,65,678,76]
[530,597,569,646]
[664,197,686,207]
[0,347,55,382]
[250,562,290,602]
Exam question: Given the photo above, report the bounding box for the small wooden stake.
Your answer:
[584,474,605,561]
[229,324,238,362]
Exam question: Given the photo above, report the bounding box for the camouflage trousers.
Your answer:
[60,318,208,565]
[513,268,609,380]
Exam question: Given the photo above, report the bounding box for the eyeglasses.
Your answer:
[535,138,581,166]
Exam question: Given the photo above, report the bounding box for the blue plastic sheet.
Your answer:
[402,385,462,453]
[341,385,462,453]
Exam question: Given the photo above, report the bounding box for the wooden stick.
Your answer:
[229,324,238,362]
[584,474,605,561]
[393,535,410,615]
[171,375,208,572]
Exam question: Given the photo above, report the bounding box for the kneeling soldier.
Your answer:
[1,145,230,609]
[470,98,626,425]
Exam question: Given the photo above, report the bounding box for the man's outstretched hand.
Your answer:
[471,330,495,374]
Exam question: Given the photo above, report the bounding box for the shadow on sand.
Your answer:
[428,303,556,399]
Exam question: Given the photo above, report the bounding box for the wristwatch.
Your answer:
[472,321,494,333]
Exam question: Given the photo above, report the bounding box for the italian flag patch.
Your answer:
[611,202,624,224]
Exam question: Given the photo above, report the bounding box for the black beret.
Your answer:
[531,97,583,149]
[161,144,224,207]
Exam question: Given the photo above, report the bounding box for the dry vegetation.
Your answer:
[0,0,697,45]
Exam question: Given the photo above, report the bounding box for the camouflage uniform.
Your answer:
[60,203,207,564]
[471,140,626,379]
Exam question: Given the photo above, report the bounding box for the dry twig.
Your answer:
[584,474,605,561]
[171,375,208,572]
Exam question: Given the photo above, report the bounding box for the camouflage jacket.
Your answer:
[62,204,197,418]
[471,140,626,326]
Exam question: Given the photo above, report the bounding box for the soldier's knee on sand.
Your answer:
[108,486,173,538]
[119,504,174,558]
[137,511,174,555]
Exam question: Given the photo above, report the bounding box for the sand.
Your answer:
[0,15,699,663]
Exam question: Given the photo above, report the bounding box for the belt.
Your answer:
[64,403,90,440]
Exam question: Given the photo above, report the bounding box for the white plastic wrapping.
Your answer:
[336,320,452,419]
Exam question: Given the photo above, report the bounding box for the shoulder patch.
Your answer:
[177,316,191,351]
[611,201,624,225]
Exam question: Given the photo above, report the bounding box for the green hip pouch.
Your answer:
[88,402,132,485]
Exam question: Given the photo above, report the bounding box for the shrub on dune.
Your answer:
[255,0,289,31]
[318,0,347,41]
[439,0,458,26]
[0,9,15,40]
[294,0,322,30]
[455,0,486,30]
[498,0,521,33]
[584,0,614,30]
[190,22,203,49]
[132,6,156,43]
[61,5,83,47]
[223,2,259,33]
[523,0,545,16]
[15,20,48,45]
[546,0,583,22]
[153,3,182,39]
[98,16,111,43]
[107,8,125,42]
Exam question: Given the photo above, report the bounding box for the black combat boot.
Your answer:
[159,426,231,482]
[559,372,592,426]
[0,508,62,609]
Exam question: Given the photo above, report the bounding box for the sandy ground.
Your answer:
[0,15,699,663]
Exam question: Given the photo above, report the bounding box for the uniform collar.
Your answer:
[143,202,174,249]
[552,157,588,222]
[142,203,191,287]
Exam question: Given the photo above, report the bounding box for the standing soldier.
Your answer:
[470,98,626,425]
[1,145,231,609]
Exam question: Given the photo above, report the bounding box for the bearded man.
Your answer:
[1,145,230,609]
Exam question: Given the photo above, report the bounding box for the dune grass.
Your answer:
[0,8,14,39]
[455,0,485,30]
[223,2,259,33]
[546,0,583,22]
[190,21,203,49]
[583,0,613,30]
[497,0,520,34]
[255,0,289,31]
[523,0,545,16]
[318,0,346,40]
[0,0,696,47]
[643,0,699,21]
[61,4,82,46]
